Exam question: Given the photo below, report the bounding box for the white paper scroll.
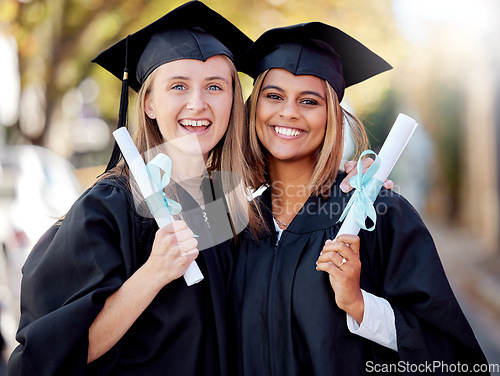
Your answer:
[113,128,204,286]
[336,113,418,237]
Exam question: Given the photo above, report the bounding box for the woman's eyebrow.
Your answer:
[300,90,325,100]
[261,85,284,92]
[262,85,325,100]
[167,75,230,84]
[168,75,190,81]
[205,75,230,84]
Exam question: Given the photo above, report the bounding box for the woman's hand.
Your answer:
[316,234,364,323]
[340,158,394,193]
[88,220,198,364]
[145,220,199,288]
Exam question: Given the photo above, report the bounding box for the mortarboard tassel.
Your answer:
[105,35,130,172]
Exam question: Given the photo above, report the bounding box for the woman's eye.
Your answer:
[267,93,282,100]
[302,99,318,105]
[172,84,185,90]
[208,84,222,91]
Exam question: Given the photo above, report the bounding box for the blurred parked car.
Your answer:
[0,145,82,359]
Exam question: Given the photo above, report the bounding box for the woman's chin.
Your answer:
[269,151,297,162]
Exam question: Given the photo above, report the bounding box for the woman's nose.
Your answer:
[279,100,300,120]
[186,89,208,112]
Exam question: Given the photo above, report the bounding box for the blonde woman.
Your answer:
[230,22,488,375]
[9,2,251,375]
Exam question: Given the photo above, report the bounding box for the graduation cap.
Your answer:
[92,0,253,171]
[237,22,392,102]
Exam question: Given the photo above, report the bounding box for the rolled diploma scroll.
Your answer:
[113,128,204,286]
[337,113,418,237]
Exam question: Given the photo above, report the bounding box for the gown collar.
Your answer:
[258,172,350,235]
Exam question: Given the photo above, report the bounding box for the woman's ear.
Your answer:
[145,94,155,119]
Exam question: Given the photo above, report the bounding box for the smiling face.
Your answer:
[256,68,328,163]
[145,55,233,158]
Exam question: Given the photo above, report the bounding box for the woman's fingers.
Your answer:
[155,221,195,247]
[317,250,345,268]
[172,227,195,244]
[344,160,357,174]
[341,158,394,193]
[178,237,199,255]
[163,220,188,232]
[321,235,360,258]
[316,258,343,279]
[147,220,200,284]
[340,158,373,193]
[335,234,360,256]
[317,236,361,278]
[317,237,364,318]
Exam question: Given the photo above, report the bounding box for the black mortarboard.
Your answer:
[237,22,392,101]
[92,1,253,171]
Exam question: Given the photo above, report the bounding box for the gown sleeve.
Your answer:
[8,180,140,376]
[361,189,489,373]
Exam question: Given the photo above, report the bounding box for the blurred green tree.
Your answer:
[7,0,396,152]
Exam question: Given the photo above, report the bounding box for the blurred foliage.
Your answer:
[2,0,499,229]
[4,0,399,149]
[428,82,464,217]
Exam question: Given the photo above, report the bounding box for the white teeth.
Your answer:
[179,120,210,127]
[274,126,303,137]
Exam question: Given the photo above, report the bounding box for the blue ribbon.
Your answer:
[338,150,384,231]
[145,154,182,217]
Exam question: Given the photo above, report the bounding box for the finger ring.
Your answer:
[338,257,347,268]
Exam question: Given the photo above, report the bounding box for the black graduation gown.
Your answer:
[230,174,489,376]
[9,174,235,376]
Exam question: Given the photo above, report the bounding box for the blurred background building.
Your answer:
[0,0,499,372]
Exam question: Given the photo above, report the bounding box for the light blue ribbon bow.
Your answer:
[145,154,182,217]
[338,150,384,231]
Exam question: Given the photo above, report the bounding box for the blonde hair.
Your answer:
[242,69,369,231]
